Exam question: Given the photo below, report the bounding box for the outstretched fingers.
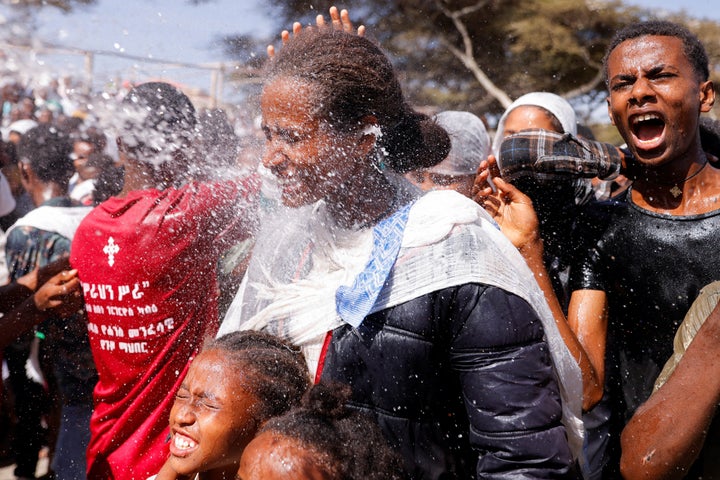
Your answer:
[268,6,365,58]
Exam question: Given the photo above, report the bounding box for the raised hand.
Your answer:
[34,268,83,317]
[267,6,365,58]
[473,156,540,251]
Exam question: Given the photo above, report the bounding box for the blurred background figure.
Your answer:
[68,129,108,205]
[406,110,490,198]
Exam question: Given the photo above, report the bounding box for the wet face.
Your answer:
[237,432,334,480]
[502,106,562,137]
[260,77,369,208]
[168,349,259,477]
[606,35,715,167]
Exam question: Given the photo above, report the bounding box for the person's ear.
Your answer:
[18,161,29,181]
[700,80,715,113]
[18,161,32,190]
[357,115,380,156]
[606,97,616,126]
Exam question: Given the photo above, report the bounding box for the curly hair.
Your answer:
[18,124,74,185]
[203,330,310,422]
[266,28,449,173]
[603,20,709,84]
[258,382,408,480]
[117,82,197,174]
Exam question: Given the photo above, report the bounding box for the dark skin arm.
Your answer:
[0,268,82,350]
[0,277,34,313]
[0,257,73,314]
[474,158,605,410]
[620,300,720,480]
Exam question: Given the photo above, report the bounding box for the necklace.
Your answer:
[660,160,709,198]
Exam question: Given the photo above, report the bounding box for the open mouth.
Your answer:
[630,113,666,151]
[169,431,198,457]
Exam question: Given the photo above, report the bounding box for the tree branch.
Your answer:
[435,0,514,108]
[561,66,604,100]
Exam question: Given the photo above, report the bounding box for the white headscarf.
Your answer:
[429,111,491,175]
[492,92,577,156]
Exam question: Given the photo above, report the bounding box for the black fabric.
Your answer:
[571,194,720,477]
[321,284,578,480]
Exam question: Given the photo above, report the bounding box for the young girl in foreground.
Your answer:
[152,330,311,480]
[237,382,407,480]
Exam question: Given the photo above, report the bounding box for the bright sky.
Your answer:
[624,0,719,20]
[2,0,276,94]
[1,0,718,94]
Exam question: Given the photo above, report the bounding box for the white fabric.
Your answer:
[220,173,419,368]
[69,176,97,203]
[6,204,94,241]
[430,110,491,175]
[220,189,583,459]
[1,118,38,140]
[492,91,578,156]
[0,172,15,217]
[220,202,374,372]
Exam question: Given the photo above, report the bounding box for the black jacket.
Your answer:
[321,283,578,480]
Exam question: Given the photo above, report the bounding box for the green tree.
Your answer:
[222,0,720,123]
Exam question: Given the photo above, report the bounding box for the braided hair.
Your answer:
[203,330,310,422]
[266,28,450,174]
[256,382,408,480]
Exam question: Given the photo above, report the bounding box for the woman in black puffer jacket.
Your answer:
[219,26,583,480]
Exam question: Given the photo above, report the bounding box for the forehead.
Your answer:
[241,433,329,480]
[607,35,690,76]
[186,350,236,383]
[261,77,319,127]
[503,106,558,133]
[505,106,554,123]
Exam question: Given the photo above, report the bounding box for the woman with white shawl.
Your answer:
[220,27,583,480]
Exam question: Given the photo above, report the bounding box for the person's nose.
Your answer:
[262,143,290,171]
[172,400,197,426]
[629,77,655,106]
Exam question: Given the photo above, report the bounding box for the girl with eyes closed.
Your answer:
[150,331,310,480]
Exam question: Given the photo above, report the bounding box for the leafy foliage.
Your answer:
[218,0,720,124]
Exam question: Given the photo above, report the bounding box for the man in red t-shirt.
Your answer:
[70,82,258,480]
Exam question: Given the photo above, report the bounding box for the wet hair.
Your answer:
[203,330,310,423]
[117,82,197,170]
[18,124,74,185]
[74,127,107,153]
[257,382,408,480]
[86,152,123,204]
[266,28,450,173]
[603,20,709,83]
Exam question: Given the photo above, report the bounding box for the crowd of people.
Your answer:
[0,5,719,480]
